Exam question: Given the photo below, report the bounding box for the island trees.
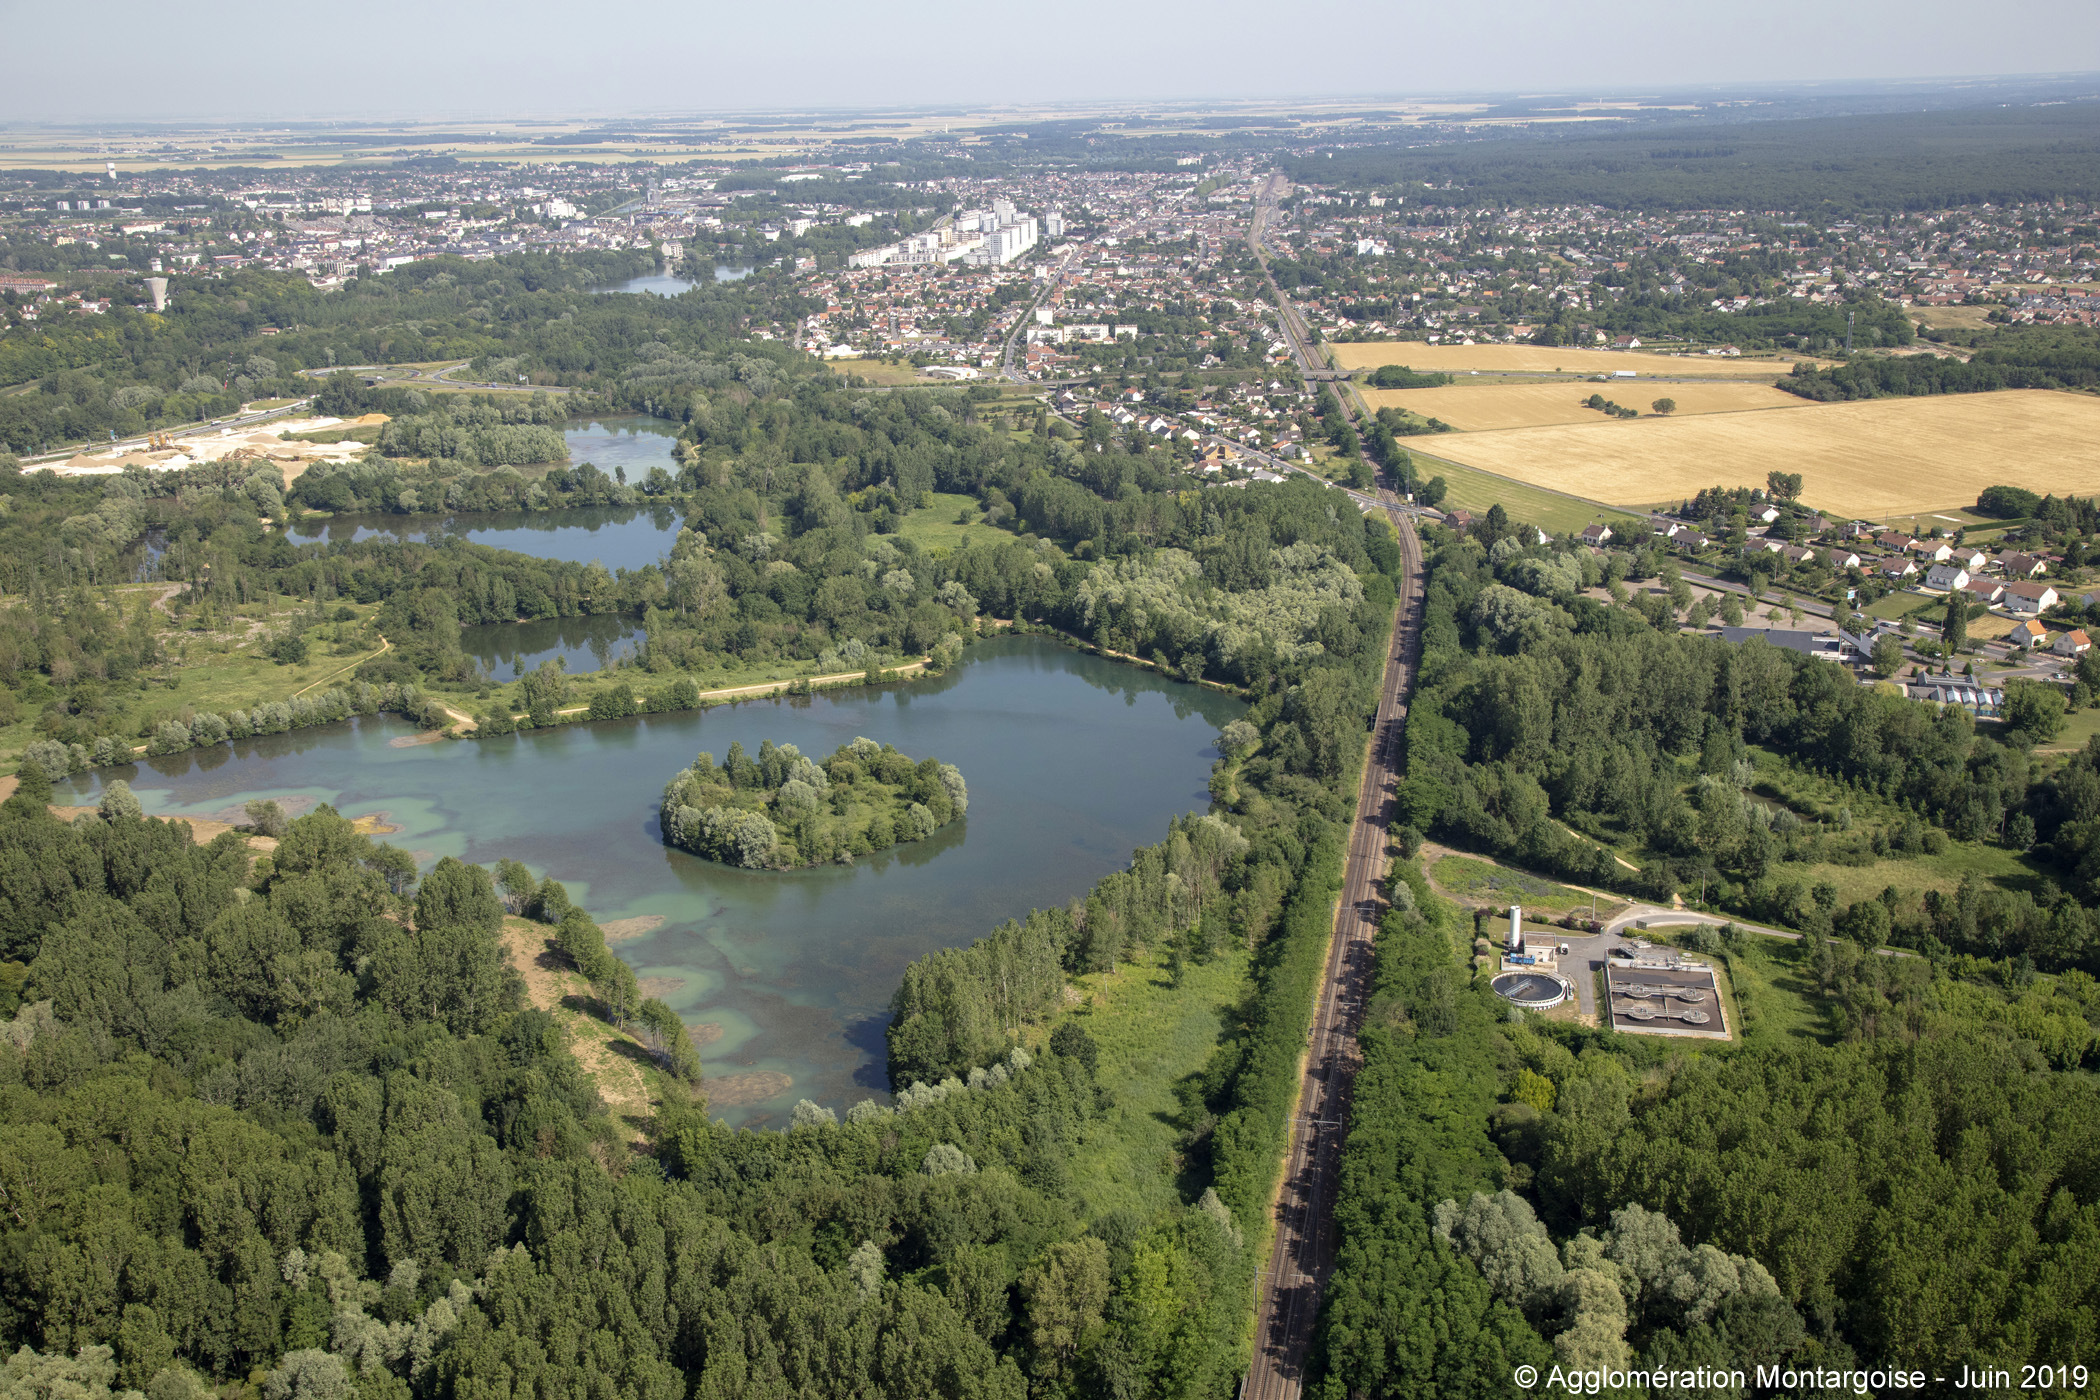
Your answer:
[659,736,967,868]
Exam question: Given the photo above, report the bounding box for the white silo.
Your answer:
[1507,905,1524,955]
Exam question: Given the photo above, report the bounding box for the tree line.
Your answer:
[1385,524,2100,973]
[1308,858,2100,1393]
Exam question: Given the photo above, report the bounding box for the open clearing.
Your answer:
[1424,389,2100,517]
[1365,380,1809,431]
[1331,341,1804,378]
[1405,448,1643,536]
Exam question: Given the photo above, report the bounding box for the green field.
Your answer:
[895,491,1022,555]
[1060,945,1252,1222]
[1863,591,1933,621]
[0,588,390,766]
[2038,705,2100,754]
[1409,448,1644,538]
[1713,937,1831,1046]
[1430,852,1610,914]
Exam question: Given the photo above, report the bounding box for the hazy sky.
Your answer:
[8,0,2100,121]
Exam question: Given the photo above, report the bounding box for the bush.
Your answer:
[1977,484,2042,519]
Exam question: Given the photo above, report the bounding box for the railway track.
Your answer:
[1240,173,1427,1400]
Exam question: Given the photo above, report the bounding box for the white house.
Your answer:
[2055,629,2092,657]
[2005,582,2060,615]
[1924,563,1971,592]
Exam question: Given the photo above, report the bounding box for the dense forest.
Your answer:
[658,737,968,868]
[1306,529,2100,1392]
[1287,103,2100,212]
[0,312,1409,1393]
[1308,857,2100,1393]
[0,246,819,453]
[0,362,1398,766]
[1390,524,2100,974]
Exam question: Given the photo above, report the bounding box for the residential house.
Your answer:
[1840,521,1878,540]
[1779,545,1820,567]
[1875,557,1918,581]
[1753,505,1781,525]
[2005,581,2060,615]
[1742,538,1786,557]
[1923,563,1971,592]
[1580,523,1614,545]
[1999,551,2048,578]
[2015,618,2051,648]
[1874,531,1916,554]
[2055,629,2092,657]
[1824,547,1863,570]
[1909,539,1955,564]
[1672,530,1711,552]
[1962,577,2006,605]
[1445,509,1474,533]
[1948,547,1989,572]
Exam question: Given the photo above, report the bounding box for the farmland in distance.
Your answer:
[1330,341,1808,378]
[1419,389,2100,517]
[1366,380,1810,431]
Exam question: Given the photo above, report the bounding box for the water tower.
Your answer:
[145,277,168,313]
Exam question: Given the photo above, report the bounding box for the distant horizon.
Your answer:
[7,0,2100,124]
[5,73,2100,129]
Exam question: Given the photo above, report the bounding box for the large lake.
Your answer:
[57,638,1241,1126]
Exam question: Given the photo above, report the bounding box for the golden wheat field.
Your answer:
[1364,380,1810,431]
[1425,389,2100,517]
[1331,341,1806,378]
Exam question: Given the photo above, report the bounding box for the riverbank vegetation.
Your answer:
[659,736,967,868]
[0,319,1408,1396]
[0,348,1403,773]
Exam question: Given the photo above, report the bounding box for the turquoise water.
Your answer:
[58,637,1242,1127]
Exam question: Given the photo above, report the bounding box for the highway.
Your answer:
[1240,170,1425,1400]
